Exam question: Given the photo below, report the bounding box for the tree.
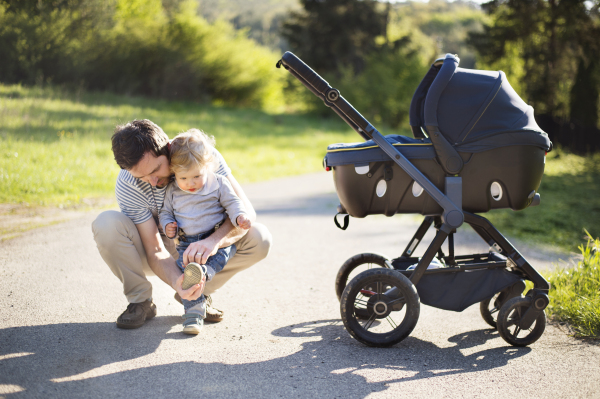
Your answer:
[281,0,389,75]
[469,0,600,125]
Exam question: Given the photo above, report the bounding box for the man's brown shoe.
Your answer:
[173,293,224,323]
[116,299,157,329]
[205,295,224,323]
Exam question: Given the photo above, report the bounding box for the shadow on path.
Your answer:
[0,319,530,398]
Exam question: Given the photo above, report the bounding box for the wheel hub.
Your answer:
[367,295,394,319]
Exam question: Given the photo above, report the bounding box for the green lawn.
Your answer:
[0,84,363,206]
[544,233,600,337]
[1,83,599,252]
[485,148,600,252]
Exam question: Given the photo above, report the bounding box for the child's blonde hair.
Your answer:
[169,129,216,175]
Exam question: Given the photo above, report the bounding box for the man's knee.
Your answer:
[92,210,134,246]
[246,223,272,261]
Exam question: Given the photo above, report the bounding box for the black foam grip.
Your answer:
[279,51,372,141]
[281,52,330,96]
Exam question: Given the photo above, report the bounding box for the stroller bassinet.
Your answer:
[324,65,551,217]
[277,52,551,348]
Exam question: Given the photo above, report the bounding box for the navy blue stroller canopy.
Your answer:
[410,57,551,153]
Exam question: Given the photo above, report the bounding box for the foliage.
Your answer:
[197,0,299,50]
[0,0,286,110]
[281,0,390,75]
[469,0,600,126]
[545,232,600,337]
[0,83,363,206]
[391,0,489,69]
[486,147,600,251]
[337,46,429,127]
[280,0,434,128]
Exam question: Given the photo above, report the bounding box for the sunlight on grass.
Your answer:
[0,84,368,206]
[544,233,600,337]
[2,84,598,252]
[486,148,600,252]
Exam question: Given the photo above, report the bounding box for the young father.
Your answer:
[92,119,272,329]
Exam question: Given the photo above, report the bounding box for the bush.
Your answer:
[0,0,285,110]
[336,47,429,128]
[546,232,600,337]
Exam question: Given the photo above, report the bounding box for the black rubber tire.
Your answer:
[480,292,504,328]
[340,268,420,347]
[335,253,390,301]
[497,296,546,347]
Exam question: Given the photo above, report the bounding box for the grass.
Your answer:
[486,148,600,252]
[544,233,600,337]
[0,83,366,207]
[1,83,599,252]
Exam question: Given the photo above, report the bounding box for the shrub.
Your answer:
[546,232,600,337]
[0,0,285,110]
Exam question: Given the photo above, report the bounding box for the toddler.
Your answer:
[159,129,251,335]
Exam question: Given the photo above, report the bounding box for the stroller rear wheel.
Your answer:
[497,296,546,347]
[335,253,390,301]
[340,268,420,347]
[480,292,503,328]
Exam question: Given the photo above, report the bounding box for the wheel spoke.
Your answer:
[386,316,398,329]
[376,281,383,294]
[490,307,499,315]
[513,326,521,337]
[354,298,369,307]
[362,313,377,330]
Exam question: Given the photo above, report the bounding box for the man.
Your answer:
[92,119,272,330]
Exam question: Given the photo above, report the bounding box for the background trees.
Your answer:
[469,0,600,152]
[0,0,285,109]
[1,0,598,145]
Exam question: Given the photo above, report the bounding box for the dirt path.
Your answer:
[0,172,597,399]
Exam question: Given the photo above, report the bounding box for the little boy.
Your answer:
[159,129,251,335]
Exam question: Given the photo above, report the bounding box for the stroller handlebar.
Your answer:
[277,52,373,141]
[277,51,465,230]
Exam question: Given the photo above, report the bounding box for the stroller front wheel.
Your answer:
[497,296,546,347]
[335,253,390,301]
[340,268,420,347]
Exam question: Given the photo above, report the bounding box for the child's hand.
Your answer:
[236,214,252,230]
[165,222,178,238]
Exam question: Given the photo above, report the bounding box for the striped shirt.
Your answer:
[115,149,231,225]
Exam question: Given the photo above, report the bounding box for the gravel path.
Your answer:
[0,172,598,399]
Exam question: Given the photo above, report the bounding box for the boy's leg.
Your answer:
[203,223,272,296]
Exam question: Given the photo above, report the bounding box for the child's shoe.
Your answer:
[182,313,203,335]
[182,262,207,290]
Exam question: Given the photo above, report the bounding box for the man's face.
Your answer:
[128,152,171,188]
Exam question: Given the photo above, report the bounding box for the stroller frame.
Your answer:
[277,52,550,347]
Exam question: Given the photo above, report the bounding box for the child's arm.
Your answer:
[236,214,251,230]
[217,176,250,229]
[158,185,179,239]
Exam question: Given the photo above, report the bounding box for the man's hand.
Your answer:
[174,273,205,301]
[236,214,252,230]
[165,222,177,239]
[182,236,219,266]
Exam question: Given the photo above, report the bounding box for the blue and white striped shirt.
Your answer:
[115,149,231,225]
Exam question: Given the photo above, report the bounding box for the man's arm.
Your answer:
[180,173,256,266]
[136,218,204,301]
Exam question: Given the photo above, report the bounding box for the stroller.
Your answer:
[277,52,552,348]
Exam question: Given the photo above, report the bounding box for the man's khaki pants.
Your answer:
[92,210,272,303]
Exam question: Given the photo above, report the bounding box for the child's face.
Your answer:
[175,166,207,193]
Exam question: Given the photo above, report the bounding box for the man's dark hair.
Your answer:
[111,119,170,170]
